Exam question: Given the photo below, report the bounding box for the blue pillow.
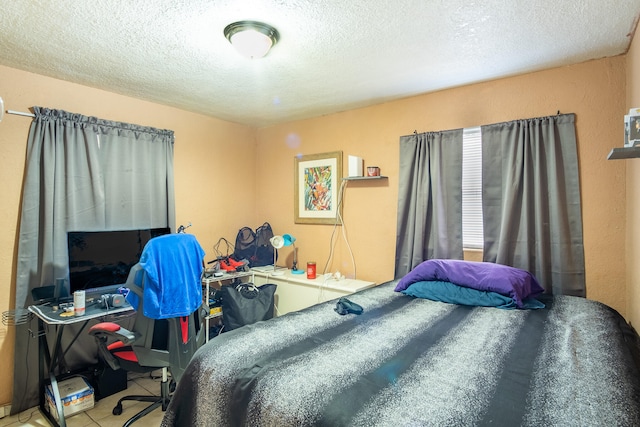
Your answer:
[395,259,544,309]
[402,280,545,310]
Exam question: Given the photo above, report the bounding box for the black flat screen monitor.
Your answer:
[67,227,171,295]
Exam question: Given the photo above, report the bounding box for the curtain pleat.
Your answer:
[481,113,585,296]
[395,130,463,278]
[11,107,175,413]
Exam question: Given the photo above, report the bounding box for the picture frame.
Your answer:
[294,151,343,225]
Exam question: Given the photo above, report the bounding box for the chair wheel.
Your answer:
[113,404,123,415]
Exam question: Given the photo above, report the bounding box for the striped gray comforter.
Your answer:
[161,281,640,427]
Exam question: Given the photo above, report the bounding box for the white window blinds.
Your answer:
[462,127,483,249]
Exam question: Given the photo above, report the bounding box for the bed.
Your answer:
[161,262,640,426]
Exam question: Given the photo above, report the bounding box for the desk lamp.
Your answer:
[282,234,304,274]
[269,235,286,275]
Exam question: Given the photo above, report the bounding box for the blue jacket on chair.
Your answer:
[127,233,204,319]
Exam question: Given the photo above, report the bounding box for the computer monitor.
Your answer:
[67,227,170,296]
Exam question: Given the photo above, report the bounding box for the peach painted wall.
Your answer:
[626,35,640,330]
[0,65,256,406]
[0,54,633,407]
[256,56,628,322]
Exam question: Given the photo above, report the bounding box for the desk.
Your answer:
[251,268,376,315]
[28,301,134,427]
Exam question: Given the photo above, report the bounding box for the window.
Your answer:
[462,127,483,249]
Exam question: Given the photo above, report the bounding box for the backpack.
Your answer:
[233,222,276,267]
[233,227,256,263]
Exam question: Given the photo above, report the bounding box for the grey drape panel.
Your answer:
[481,113,585,296]
[395,130,463,278]
[12,107,175,413]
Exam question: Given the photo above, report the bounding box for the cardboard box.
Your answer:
[46,376,94,421]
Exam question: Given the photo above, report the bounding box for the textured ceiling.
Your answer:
[1,1,639,128]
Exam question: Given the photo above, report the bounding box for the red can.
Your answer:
[307,262,317,279]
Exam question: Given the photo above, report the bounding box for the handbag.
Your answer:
[233,227,256,263]
[232,222,276,267]
[220,282,277,331]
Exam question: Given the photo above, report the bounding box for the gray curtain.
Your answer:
[481,113,585,296]
[12,107,175,413]
[395,130,463,278]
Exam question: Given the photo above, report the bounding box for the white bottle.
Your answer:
[74,290,86,316]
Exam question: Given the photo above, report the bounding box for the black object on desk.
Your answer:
[28,301,133,427]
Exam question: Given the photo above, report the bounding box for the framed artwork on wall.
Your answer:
[294,151,343,224]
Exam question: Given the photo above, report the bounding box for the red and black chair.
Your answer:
[89,233,206,427]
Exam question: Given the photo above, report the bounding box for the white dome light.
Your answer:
[224,21,279,59]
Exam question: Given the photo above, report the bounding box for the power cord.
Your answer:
[17,323,34,424]
[322,179,347,276]
[320,180,343,301]
[338,181,357,279]
[319,179,357,302]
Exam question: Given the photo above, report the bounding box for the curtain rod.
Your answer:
[7,109,35,118]
[0,96,34,121]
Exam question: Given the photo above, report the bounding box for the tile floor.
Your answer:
[0,371,166,427]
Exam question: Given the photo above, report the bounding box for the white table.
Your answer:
[250,267,376,316]
[28,301,134,427]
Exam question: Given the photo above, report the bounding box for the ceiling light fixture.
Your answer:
[224,20,279,59]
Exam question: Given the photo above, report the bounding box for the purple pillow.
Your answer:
[395,259,544,308]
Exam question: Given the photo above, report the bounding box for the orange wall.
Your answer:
[256,56,628,320]
[0,65,256,406]
[0,54,632,407]
[626,35,640,329]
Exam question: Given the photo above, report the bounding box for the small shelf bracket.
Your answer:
[607,147,640,160]
[342,176,388,181]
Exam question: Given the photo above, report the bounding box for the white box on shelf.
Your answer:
[625,108,640,148]
[626,116,640,147]
[45,376,94,421]
[348,155,363,177]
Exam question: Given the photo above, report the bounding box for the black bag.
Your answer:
[254,222,275,267]
[233,227,256,262]
[220,283,277,331]
[233,222,276,267]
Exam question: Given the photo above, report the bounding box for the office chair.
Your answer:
[89,233,207,427]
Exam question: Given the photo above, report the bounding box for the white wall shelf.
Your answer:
[342,176,388,181]
[607,147,640,159]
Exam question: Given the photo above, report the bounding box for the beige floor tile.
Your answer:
[87,382,152,422]
[59,411,99,427]
[139,405,166,426]
[0,370,167,427]
[129,372,164,395]
[92,401,163,427]
[0,406,98,427]
[0,407,49,427]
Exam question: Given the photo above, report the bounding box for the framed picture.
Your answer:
[294,151,343,224]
